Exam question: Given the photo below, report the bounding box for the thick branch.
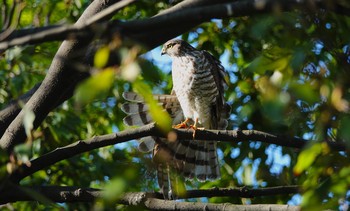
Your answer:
[9,123,346,183]
[0,184,299,205]
[0,0,205,142]
[0,0,217,153]
[0,0,130,153]
[0,0,136,51]
[135,198,299,211]
[1,0,349,50]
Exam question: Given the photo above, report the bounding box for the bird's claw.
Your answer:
[173,122,188,129]
[172,118,190,129]
[189,125,204,139]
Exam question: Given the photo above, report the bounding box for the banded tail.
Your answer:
[121,92,227,198]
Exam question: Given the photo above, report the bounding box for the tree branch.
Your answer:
[132,198,299,211]
[0,0,136,51]
[0,184,299,205]
[0,0,129,153]
[1,0,349,50]
[0,0,216,153]
[0,183,102,204]
[8,123,346,183]
[8,123,157,183]
[178,185,300,199]
[3,0,347,153]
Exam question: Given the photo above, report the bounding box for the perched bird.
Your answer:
[121,39,230,199]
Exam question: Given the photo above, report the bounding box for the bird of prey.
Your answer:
[121,39,230,199]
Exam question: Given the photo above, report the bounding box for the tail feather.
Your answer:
[121,92,224,198]
[121,102,149,114]
[156,163,171,199]
[123,111,152,126]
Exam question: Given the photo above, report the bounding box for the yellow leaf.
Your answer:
[94,46,110,68]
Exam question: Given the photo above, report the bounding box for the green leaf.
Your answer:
[94,46,110,68]
[238,81,251,94]
[133,79,172,133]
[245,46,292,75]
[294,142,323,175]
[290,82,320,104]
[75,68,114,106]
[103,177,126,202]
[339,116,350,148]
[14,143,32,164]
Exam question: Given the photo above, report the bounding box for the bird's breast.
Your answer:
[171,56,218,124]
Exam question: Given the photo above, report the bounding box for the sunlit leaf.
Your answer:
[23,106,35,138]
[133,79,172,132]
[294,142,323,175]
[94,46,110,68]
[121,61,141,82]
[238,81,251,94]
[75,68,114,106]
[331,166,350,195]
[242,164,253,185]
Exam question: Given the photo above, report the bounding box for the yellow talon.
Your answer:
[173,118,190,129]
[189,118,204,139]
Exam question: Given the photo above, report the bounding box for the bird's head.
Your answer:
[161,39,195,57]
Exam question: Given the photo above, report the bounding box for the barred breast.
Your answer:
[172,53,219,128]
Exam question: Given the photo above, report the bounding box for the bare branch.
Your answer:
[0,1,24,41]
[179,185,300,199]
[9,123,157,182]
[134,198,299,211]
[8,123,346,183]
[0,183,102,204]
[0,184,299,205]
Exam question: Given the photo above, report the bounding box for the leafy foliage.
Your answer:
[0,0,349,210]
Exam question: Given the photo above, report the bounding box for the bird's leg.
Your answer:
[189,118,204,139]
[173,118,190,129]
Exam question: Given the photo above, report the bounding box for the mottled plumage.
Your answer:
[121,40,230,199]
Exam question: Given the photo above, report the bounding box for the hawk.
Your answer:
[122,39,230,199]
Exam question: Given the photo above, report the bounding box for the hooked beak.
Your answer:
[161,47,166,56]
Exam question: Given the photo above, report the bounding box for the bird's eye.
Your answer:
[167,43,173,48]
